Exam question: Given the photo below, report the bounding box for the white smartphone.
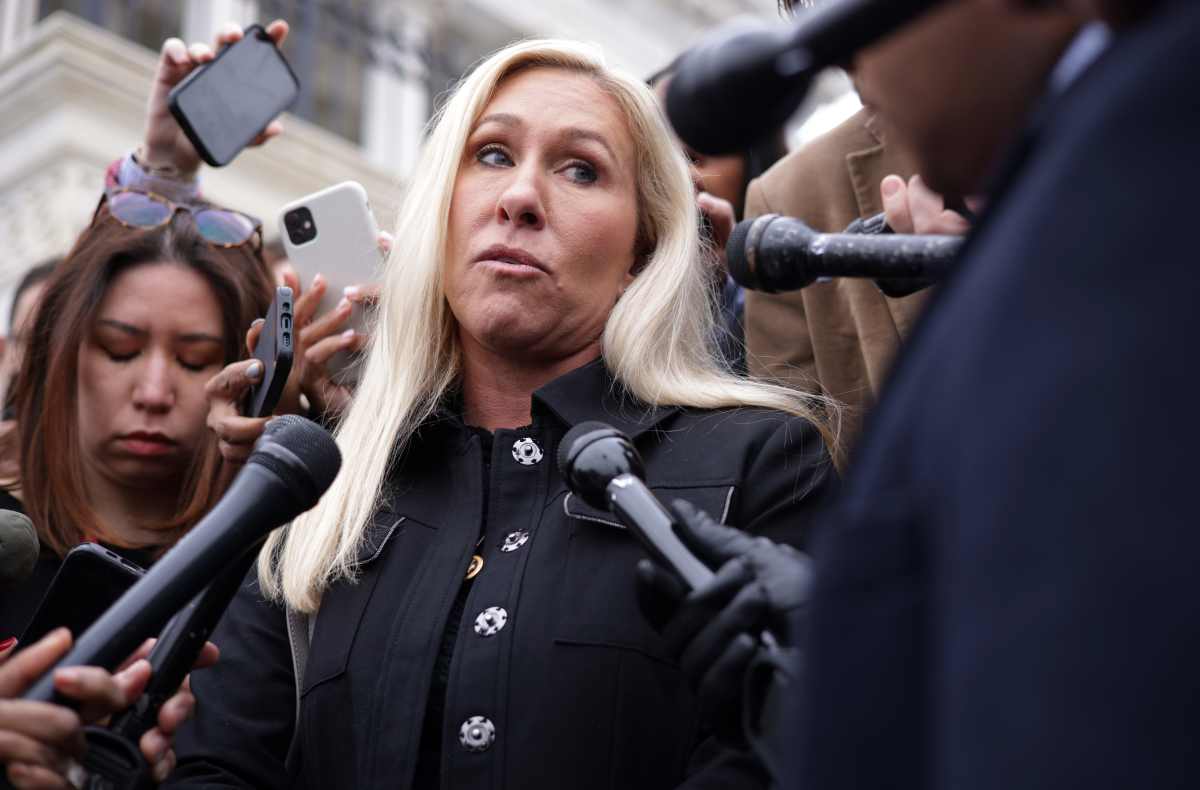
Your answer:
[277,181,382,379]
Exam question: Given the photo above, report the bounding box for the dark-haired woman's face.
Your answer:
[76,262,225,493]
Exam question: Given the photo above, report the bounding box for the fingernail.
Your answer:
[56,667,80,686]
[313,273,324,287]
[0,636,16,651]
[251,318,265,328]
[337,297,351,312]
[246,361,263,380]
[342,328,356,338]
[881,177,901,197]
[343,286,360,299]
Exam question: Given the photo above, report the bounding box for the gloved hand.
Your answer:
[636,499,812,742]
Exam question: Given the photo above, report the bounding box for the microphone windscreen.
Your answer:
[557,421,613,479]
[0,509,38,586]
[726,218,756,290]
[250,415,342,505]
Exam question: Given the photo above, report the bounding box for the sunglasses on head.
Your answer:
[100,188,263,249]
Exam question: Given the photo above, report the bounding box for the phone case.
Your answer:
[21,544,145,645]
[245,286,295,418]
[278,181,381,378]
[167,24,300,167]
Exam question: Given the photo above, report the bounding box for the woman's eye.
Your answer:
[563,161,598,184]
[477,146,513,167]
[103,347,137,363]
[178,355,220,373]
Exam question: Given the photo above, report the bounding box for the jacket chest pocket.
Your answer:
[301,512,436,696]
[552,483,735,663]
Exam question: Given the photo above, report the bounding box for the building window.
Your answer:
[39,0,183,53]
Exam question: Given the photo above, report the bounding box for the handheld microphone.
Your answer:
[0,508,38,587]
[110,418,301,741]
[558,421,714,590]
[727,213,962,293]
[24,415,340,703]
[666,0,948,155]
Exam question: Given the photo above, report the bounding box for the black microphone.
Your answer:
[24,415,340,703]
[0,508,38,588]
[727,213,962,293]
[666,0,948,155]
[109,418,302,742]
[558,421,714,590]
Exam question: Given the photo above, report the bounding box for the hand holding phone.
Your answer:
[244,287,295,418]
[166,23,299,168]
[279,182,382,396]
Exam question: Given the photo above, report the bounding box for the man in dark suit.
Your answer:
[799,0,1200,787]
[641,0,1200,786]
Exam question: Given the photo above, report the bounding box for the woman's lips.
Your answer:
[474,245,548,277]
[117,433,177,457]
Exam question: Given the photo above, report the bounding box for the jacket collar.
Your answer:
[531,357,680,439]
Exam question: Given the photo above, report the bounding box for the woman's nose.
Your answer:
[496,165,546,230]
[131,354,176,413]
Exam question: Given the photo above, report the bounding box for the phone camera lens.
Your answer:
[284,207,318,245]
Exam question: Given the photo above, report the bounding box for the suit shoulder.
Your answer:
[753,109,878,193]
[749,108,879,220]
[660,406,827,458]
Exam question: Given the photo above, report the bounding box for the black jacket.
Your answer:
[799,3,1200,788]
[170,360,835,789]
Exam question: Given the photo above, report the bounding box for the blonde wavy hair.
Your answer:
[260,39,837,612]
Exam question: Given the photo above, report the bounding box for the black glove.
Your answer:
[636,499,812,742]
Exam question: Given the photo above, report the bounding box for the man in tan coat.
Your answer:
[745,106,974,460]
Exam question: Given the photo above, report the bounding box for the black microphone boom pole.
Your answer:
[666,0,949,155]
[24,415,341,703]
[727,213,962,293]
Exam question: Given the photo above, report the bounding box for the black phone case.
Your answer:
[245,286,294,418]
[166,24,300,167]
[22,544,145,646]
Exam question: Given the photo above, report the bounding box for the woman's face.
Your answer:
[445,67,641,364]
[76,262,225,491]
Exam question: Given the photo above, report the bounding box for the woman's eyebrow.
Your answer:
[97,318,145,337]
[97,319,220,345]
[560,128,617,162]
[177,332,223,345]
[476,112,521,129]
[475,113,617,162]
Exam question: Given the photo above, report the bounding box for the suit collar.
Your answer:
[532,357,680,439]
[420,357,679,442]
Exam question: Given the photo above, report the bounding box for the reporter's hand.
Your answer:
[1,629,84,788]
[636,500,812,741]
[122,640,219,783]
[282,231,391,419]
[880,174,972,236]
[1,630,151,788]
[698,192,736,275]
[142,20,290,176]
[205,341,269,465]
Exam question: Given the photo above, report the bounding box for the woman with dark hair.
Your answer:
[0,22,287,641]
[0,19,364,786]
[0,171,273,790]
[14,202,273,553]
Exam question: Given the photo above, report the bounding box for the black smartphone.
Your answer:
[167,24,300,167]
[20,543,145,646]
[244,286,294,418]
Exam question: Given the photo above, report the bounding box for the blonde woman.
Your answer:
[174,39,836,789]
